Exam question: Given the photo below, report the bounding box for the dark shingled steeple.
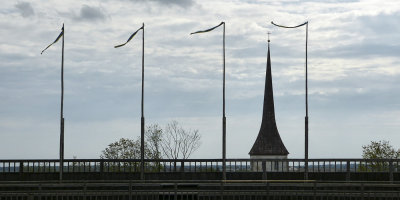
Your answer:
[249,40,289,156]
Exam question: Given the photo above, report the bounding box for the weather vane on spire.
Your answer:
[267,31,271,43]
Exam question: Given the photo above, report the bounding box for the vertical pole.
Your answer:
[140,23,145,180]
[59,23,65,182]
[304,22,309,180]
[389,160,394,182]
[222,22,227,181]
[346,160,350,181]
[262,161,267,180]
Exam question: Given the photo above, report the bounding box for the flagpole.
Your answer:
[59,23,65,182]
[114,24,145,179]
[305,22,309,181]
[190,21,226,180]
[222,22,226,181]
[40,24,65,181]
[140,23,145,180]
[271,20,309,180]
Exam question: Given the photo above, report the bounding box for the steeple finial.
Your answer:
[267,31,271,43]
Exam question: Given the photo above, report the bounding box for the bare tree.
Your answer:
[160,120,201,159]
[100,121,201,160]
[145,124,163,160]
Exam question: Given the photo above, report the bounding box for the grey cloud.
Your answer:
[314,43,400,58]
[128,0,194,8]
[310,12,400,59]
[230,42,304,59]
[3,0,400,159]
[358,12,400,35]
[74,5,106,22]
[15,2,34,18]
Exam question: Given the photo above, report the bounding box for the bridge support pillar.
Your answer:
[346,161,350,181]
[389,161,394,182]
[262,161,267,180]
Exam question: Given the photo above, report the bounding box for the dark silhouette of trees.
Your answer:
[362,140,400,159]
[360,140,400,171]
[100,121,201,160]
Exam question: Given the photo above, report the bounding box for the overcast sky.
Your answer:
[1,0,400,159]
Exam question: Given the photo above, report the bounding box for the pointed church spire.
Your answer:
[249,39,289,156]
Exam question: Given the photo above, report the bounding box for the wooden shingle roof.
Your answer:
[249,42,289,156]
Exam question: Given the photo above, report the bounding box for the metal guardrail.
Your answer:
[0,180,400,199]
[0,158,399,173]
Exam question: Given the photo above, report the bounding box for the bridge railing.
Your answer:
[0,158,399,173]
[1,180,400,198]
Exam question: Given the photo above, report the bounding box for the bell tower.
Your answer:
[249,38,289,171]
